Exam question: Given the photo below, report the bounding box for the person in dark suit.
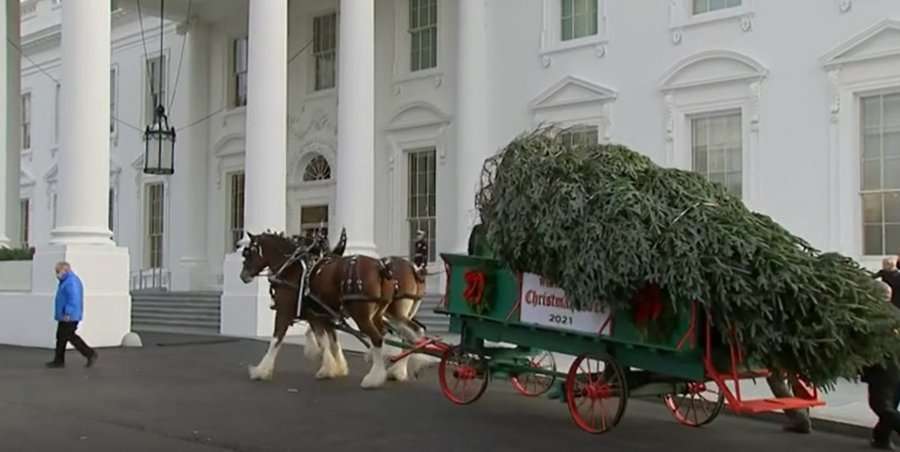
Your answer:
[865,277,900,450]
[45,262,98,368]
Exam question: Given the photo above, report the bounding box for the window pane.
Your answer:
[562,0,573,19]
[865,225,884,255]
[863,96,882,130]
[693,0,708,14]
[727,148,742,171]
[693,147,708,173]
[862,159,882,190]
[885,192,900,223]
[709,0,726,10]
[887,224,900,256]
[709,149,725,172]
[886,158,900,190]
[885,94,900,128]
[863,193,884,223]
[864,133,882,159]
[561,17,574,41]
[574,14,588,39]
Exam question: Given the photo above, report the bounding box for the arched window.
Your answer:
[303,154,332,182]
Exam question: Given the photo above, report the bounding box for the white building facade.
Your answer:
[2,0,900,342]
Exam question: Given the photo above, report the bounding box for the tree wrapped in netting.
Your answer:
[475,126,900,388]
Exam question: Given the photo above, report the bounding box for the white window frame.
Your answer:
[385,102,450,273]
[21,92,31,152]
[226,171,245,252]
[144,182,166,269]
[144,53,168,125]
[312,12,338,92]
[405,148,437,262]
[529,75,617,143]
[231,36,248,108]
[859,92,900,257]
[660,50,766,206]
[689,110,744,198]
[391,0,446,84]
[668,0,754,38]
[110,65,118,139]
[822,19,900,263]
[108,187,117,240]
[559,125,600,147]
[539,0,608,64]
[408,0,438,73]
[19,198,30,247]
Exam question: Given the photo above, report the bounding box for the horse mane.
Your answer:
[257,231,298,255]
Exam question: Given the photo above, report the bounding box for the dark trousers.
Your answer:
[867,364,900,444]
[53,321,94,363]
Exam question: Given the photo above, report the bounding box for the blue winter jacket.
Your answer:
[54,272,84,322]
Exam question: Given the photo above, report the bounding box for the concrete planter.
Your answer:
[0,261,32,292]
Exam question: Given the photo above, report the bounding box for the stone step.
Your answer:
[131,291,223,335]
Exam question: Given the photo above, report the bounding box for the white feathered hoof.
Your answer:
[360,347,388,389]
[409,354,440,378]
[248,365,273,381]
[303,330,322,362]
[387,359,409,382]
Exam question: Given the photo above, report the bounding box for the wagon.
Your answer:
[407,244,826,434]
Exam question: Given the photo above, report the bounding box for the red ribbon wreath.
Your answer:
[632,284,664,326]
[463,270,487,308]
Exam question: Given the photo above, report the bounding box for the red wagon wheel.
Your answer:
[565,354,628,434]
[438,346,490,405]
[663,380,725,427]
[511,350,557,397]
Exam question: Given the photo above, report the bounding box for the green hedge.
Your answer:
[0,247,35,261]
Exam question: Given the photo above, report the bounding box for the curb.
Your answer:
[735,410,870,439]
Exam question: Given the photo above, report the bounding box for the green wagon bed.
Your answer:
[429,251,824,434]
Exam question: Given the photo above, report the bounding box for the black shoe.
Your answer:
[45,361,64,368]
[871,439,895,450]
[783,423,812,434]
[86,352,98,368]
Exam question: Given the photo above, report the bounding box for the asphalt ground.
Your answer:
[0,333,880,452]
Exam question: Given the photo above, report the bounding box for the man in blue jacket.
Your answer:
[46,261,98,368]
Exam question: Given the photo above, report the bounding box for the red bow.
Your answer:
[463,270,486,306]
[632,284,663,326]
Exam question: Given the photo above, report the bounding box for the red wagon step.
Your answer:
[728,397,825,414]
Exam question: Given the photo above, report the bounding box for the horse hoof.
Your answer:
[361,373,387,389]
[387,365,409,382]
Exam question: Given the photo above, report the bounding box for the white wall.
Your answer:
[17,0,900,295]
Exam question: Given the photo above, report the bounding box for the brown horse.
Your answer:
[238,231,343,382]
[240,230,398,389]
[322,229,435,381]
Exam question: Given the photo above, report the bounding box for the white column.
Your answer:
[170,20,210,291]
[453,0,490,252]
[0,0,8,248]
[52,0,112,245]
[244,0,287,235]
[334,0,377,257]
[20,0,131,349]
[220,0,288,338]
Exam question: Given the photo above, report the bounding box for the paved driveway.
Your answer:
[0,333,876,452]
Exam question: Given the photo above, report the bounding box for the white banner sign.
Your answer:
[519,273,611,335]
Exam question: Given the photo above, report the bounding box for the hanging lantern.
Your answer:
[143,105,175,175]
[142,0,175,175]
